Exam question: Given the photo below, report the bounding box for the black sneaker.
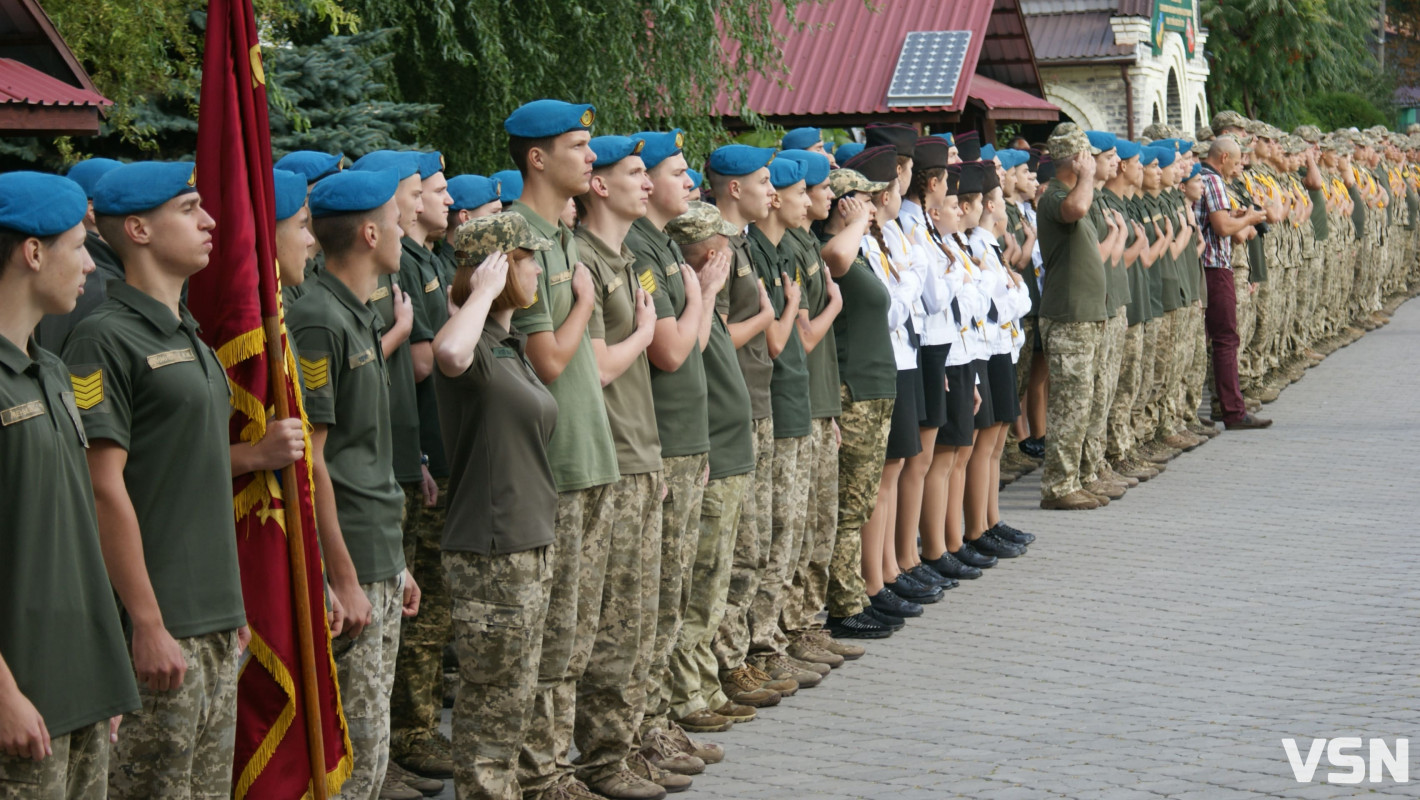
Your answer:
[885,573,944,604]
[908,563,956,591]
[864,606,906,630]
[1019,437,1045,459]
[826,612,893,640]
[970,531,1025,559]
[869,587,923,618]
[954,541,998,569]
[924,551,982,581]
[991,522,1035,546]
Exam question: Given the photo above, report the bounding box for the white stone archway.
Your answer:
[1044,84,1103,131]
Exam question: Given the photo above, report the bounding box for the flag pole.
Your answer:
[264,312,329,800]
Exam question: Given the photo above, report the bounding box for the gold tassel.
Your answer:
[217,327,266,370]
[232,631,298,800]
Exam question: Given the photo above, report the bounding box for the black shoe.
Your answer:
[864,606,906,630]
[991,521,1035,546]
[885,573,944,604]
[1019,437,1045,459]
[924,551,983,580]
[953,541,998,569]
[869,587,924,618]
[970,531,1025,559]
[907,563,956,591]
[826,612,893,640]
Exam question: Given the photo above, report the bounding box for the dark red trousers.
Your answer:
[1204,267,1247,423]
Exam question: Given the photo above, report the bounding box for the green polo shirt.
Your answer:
[830,246,897,401]
[1157,190,1188,312]
[435,320,558,554]
[702,305,755,480]
[625,217,710,458]
[371,269,423,484]
[747,225,810,439]
[62,282,246,639]
[510,202,619,493]
[1122,196,1153,327]
[0,336,140,737]
[1232,176,1268,283]
[1301,168,1330,241]
[576,227,662,475]
[786,227,841,419]
[1138,193,1169,319]
[1037,178,1108,323]
[1097,189,1133,314]
[402,239,452,480]
[719,232,773,421]
[288,269,406,584]
[433,239,458,282]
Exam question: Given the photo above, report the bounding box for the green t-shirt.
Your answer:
[62,282,246,639]
[288,269,406,584]
[786,228,841,419]
[1037,178,1108,323]
[702,310,755,480]
[1157,190,1188,312]
[1122,196,1153,327]
[371,269,423,484]
[747,225,811,440]
[0,336,140,737]
[830,249,897,402]
[402,239,453,479]
[575,227,662,475]
[719,233,773,421]
[625,217,710,458]
[1096,189,1133,315]
[510,202,620,493]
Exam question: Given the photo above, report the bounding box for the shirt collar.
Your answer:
[315,268,380,328]
[509,200,573,248]
[106,280,192,336]
[483,317,526,351]
[899,199,925,224]
[575,227,636,266]
[0,334,34,375]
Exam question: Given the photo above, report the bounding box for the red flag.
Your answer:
[189,0,352,797]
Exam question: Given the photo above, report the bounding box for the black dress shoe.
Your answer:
[969,531,1025,559]
[953,541,998,569]
[1019,437,1045,459]
[991,521,1035,546]
[908,563,956,591]
[826,612,893,640]
[864,606,906,630]
[869,587,923,618]
[924,551,982,580]
[886,574,944,604]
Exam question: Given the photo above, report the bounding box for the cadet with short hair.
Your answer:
[34,157,124,352]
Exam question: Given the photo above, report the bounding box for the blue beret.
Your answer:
[351,150,420,181]
[823,142,836,155]
[274,151,343,184]
[635,130,684,170]
[504,99,596,139]
[686,169,703,190]
[780,127,821,151]
[1154,147,1177,168]
[65,158,123,199]
[1115,139,1142,160]
[708,145,775,177]
[768,158,806,189]
[0,172,87,236]
[1177,139,1194,153]
[980,143,998,162]
[589,136,645,169]
[1086,131,1118,153]
[835,142,865,162]
[1186,163,1203,181]
[996,149,1029,169]
[491,170,523,203]
[308,170,399,219]
[273,169,308,222]
[93,162,197,216]
[417,151,446,180]
[447,175,502,210]
[776,150,830,186]
[1139,146,1161,166]
[935,132,955,147]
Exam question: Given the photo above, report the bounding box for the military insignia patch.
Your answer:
[187,167,197,188]
[71,370,103,410]
[580,109,595,127]
[665,263,680,275]
[549,270,572,285]
[674,131,684,149]
[424,277,440,293]
[370,285,390,302]
[638,270,658,294]
[146,348,196,369]
[348,348,376,369]
[0,400,44,426]
[299,356,329,390]
[632,139,646,155]
[737,264,752,277]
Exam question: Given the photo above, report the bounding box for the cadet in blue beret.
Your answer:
[1114,139,1142,162]
[275,150,344,184]
[66,157,123,199]
[685,168,704,204]
[0,169,140,800]
[835,142,865,163]
[64,157,254,799]
[980,143,998,163]
[30,163,128,351]
[780,126,823,153]
[273,169,315,301]
[777,149,831,189]
[440,174,503,277]
[292,160,419,800]
[490,170,522,206]
[1086,131,1118,155]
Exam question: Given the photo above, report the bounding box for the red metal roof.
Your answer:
[0,57,110,107]
[1025,12,1133,62]
[722,0,1047,119]
[968,74,1059,120]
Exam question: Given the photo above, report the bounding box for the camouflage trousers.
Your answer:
[668,472,750,719]
[1182,305,1208,426]
[783,417,839,635]
[1040,319,1104,501]
[446,546,553,800]
[109,628,241,800]
[1015,316,1038,406]
[642,453,708,734]
[1105,323,1144,461]
[1170,305,1201,431]
[713,417,773,671]
[391,480,451,759]
[1081,309,1126,484]
[1157,308,1191,438]
[331,574,404,800]
[829,394,891,617]
[519,484,612,799]
[1242,280,1274,385]
[746,433,811,659]
[1233,265,1257,391]
[1131,318,1160,455]
[0,719,108,800]
[573,472,662,785]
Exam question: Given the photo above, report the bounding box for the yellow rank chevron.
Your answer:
[299,356,329,391]
[638,270,658,295]
[71,370,103,410]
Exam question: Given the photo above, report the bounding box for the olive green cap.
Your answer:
[452,211,553,266]
[828,168,889,198]
[665,201,740,246]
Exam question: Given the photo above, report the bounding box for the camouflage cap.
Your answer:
[1281,136,1308,154]
[828,168,889,198]
[1408,123,1420,135]
[1141,122,1177,141]
[1293,124,1322,144]
[1047,122,1091,160]
[1211,110,1249,132]
[1319,136,1351,155]
[1190,139,1211,157]
[665,201,739,246]
[1194,125,1214,141]
[451,211,553,266]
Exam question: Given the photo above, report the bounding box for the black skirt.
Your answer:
[987,352,1020,423]
[885,368,925,460]
[916,344,951,429]
[971,359,996,429]
[936,361,978,447]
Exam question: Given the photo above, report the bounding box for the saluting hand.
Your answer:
[682,262,703,304]
[131,623,187,692]
[0,688,50,761]
[633,288,657,331]
[1074,151,1097,182]
[698,250,731,298]
[839,195,871,226]
[469,250,509,301]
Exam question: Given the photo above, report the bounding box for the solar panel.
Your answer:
[886,30,972,109]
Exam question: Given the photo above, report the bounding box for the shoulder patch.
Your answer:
[638,270,658,294]
[0,399,44,426]
[71,370,103,410]
[299,355,330,390]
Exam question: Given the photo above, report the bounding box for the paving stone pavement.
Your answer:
[432,299,1420,799]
